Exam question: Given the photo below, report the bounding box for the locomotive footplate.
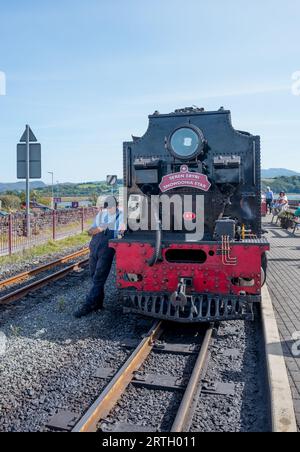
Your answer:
[122,291,258,323]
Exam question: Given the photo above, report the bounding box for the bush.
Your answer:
[0,195,21,211]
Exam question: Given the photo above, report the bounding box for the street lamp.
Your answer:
[48,171,54,209]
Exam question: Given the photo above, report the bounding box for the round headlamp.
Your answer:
[167,126,205,160]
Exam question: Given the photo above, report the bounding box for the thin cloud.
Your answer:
[127,84,290,106]
[9,74,74,83]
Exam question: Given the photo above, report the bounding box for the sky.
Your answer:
[0,0,300,184]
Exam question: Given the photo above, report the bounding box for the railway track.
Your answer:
[0,248,89,306]
[47,321,214,433]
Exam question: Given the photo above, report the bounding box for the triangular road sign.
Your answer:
[20,126,37,143]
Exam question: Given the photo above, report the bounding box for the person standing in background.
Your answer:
[265,186,274,214]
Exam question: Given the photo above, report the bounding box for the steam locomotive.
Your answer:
[110,107,269,323]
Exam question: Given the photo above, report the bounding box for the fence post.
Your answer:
[8,214,13,255]
[81,207,85,233]
[52,210,56,241]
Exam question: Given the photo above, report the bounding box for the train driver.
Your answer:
[74,196,125,318]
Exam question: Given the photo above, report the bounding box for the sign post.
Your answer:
[25,125,30,236]
[17,126,41,237]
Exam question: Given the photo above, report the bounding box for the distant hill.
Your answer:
[261,168,300,178]
[261,176,300,194]
[0,180,123,197]
[35,180,123,198]
[0,181,46,193]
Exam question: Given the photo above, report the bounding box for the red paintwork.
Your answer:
[110,241,270,296]
[261,197,268,217]
[183,212,196,221]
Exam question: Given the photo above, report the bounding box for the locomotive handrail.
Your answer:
[147,219,162,267]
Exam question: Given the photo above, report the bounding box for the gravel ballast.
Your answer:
[0,254,269,432]
[0,264,153,432]
[190,315,270,432]
[0,242,89,280]
[101,316,269,433]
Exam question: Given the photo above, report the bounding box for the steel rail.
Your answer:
[171,324,214,432]
[0,248,89,290]
[71,321,164,433]
[0,257,89,306]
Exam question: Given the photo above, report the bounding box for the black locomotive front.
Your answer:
[110,107,269,323]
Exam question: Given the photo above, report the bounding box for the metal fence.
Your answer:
[289,200,300,208]
[0,208,97,257]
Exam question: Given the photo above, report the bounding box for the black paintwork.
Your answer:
[123,108,262,240]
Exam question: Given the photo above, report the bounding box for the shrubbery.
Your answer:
[0,195,21,211]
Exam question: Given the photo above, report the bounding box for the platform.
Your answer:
[264,216,300,429]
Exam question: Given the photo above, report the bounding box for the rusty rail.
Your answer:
[71,322,213,433]
[171,324,213,432]
[0,249,90,306]
[0,248,89,290]
[71,321,164,433]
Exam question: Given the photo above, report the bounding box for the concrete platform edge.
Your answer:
[261,285,297,432]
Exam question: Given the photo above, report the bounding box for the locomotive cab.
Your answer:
[110,107,269,323]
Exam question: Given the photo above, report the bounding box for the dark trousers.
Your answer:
[266,199,273,213]
[86,232,115,308]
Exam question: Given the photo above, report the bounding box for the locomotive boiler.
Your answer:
[110,107,269,323]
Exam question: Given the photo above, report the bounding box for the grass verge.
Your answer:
[0,232,90,266]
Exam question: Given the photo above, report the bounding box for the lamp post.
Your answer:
[48,171,54,209]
